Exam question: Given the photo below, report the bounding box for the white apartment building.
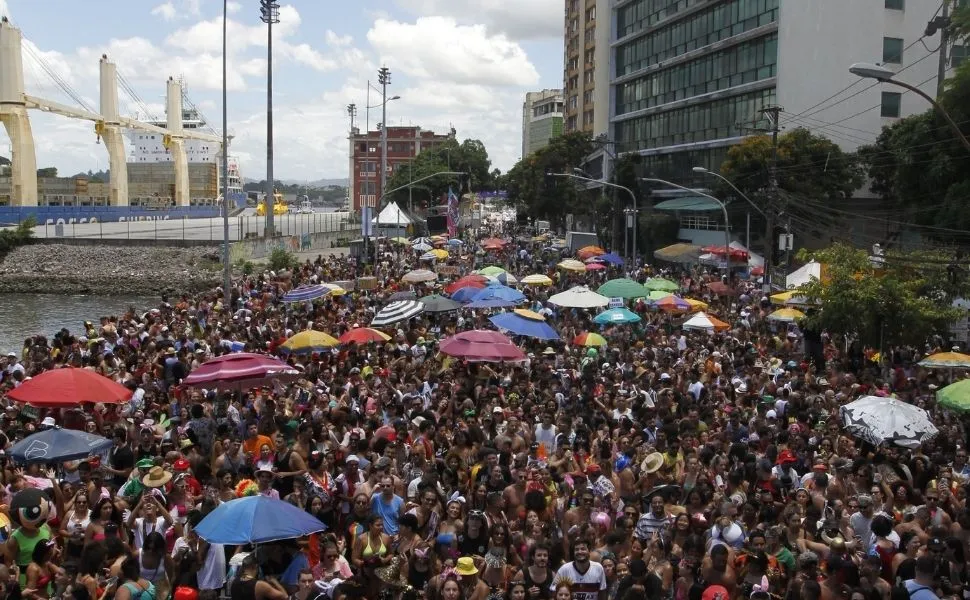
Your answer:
[522,89,563,158]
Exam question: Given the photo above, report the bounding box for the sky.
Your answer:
[0,0,563,181]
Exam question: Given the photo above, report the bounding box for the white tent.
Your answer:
[786,261,825,289]
[729,241,764,268]
[372,201,413,226]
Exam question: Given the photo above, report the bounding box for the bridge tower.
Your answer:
[0,18,38,207]
[98,55,129,206]
[165,77,189,207]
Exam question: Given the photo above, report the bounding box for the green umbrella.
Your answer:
[937,379,970,413]
[647,290,674,301]
[597,278,649,299]
[476,265,506,276]
[644,278,679,292]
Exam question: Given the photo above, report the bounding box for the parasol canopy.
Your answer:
[707,282,737,296]
[549,285,610,309]
[521,274,553,286]
[444,275,487,295]
[476,265,507,277]
[646,290,673,301]
[840,395,938,448]
[653,295,691,313]
[593,307,642,325]
[195,496,328,544]
[937,379,970,413]
[9,427,114,464]
[7,367,132,408]
[767,308,806,323]
[387,291,418,302]
[489,310,560,341]
[281,285,332,303]
[557,259,587,272]
[576,246,606,260]
[450,286,484,303]
[573,332,608,347]
[682,312,730,332]
[480,238,508,248]
[371,301,425,327]
[585,262,606,271]
[684,298,708,312]
[485,272,518,285]
[279,330,341,354]
[439,330,526,362]
[597,278,648,299]
[469,283,526,305]
[596,252,624,266]
[919,352,970,369]
[644,278,679,292]
[182,353,299,390]
[412,242,432,252]
[419,294,463,313]
[401,269,437,283]
[339,328,391,345]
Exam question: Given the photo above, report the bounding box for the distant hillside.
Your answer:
[244,177,349,188]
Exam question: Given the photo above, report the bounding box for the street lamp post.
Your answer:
[553,172,637,261]
[378,67,391,208]
[692,166,767,281]
[849,62,970,152]
[221,0,231,296]
[641,177,731,270]
[259,0,279,238]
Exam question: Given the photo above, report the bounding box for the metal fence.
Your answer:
[29,212,358,243]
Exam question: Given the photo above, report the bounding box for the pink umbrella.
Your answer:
[439,330,526,363]
[586,262,606,271]
[182,353,299,391]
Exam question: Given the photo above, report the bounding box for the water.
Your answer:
[0,294,158,352]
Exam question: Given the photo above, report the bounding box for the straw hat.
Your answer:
[142,466,173,488]
[641,452,665,474]
[455,556,479,576]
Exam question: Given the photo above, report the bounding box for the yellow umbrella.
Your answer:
[685,298,708,312]
[558,259,586,272]
[280,330,340,354]
[919,352,970,369]
[430,248,449,259]
[513,308,546,320]
[769,291,796,305]
[767,307,806,322]
[321,283,346,296]
[521,274,554,286]
[390,237,410,245]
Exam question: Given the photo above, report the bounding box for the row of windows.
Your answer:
[615,33,777,116]
[616,0,778,77]
[641,146,730,182]
[617,0,708,38]
[615,88,776,152]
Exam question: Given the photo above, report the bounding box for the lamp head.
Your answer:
[849,62,895,82]
[692,167,709,173]
[390,95,401,101]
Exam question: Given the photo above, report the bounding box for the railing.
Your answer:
[679,215,731,231]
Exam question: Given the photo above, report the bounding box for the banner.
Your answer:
[361,205,373,237]
[446,187,459,238]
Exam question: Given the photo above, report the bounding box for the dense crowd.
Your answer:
[0,230,967,600]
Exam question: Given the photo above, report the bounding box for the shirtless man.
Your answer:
[701,545,736,595]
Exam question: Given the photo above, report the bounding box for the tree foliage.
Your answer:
[794,243,969,348]
[382,138,495,209]
[0,218,35,258]
[36,167,58,178]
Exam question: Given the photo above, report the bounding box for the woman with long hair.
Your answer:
[59,491,90,567]
[135,532,172,600]
[24,540,63,600]
[85,498,122,547]
[229,554,287,600]
[112,554,157,600]
[351,515,392,599]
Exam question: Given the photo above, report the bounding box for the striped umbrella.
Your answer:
[918,351,970,369]
[521,274,553,286]
[339,328,391,345]
[573,332,608,347]
[182,353,299,391]
[557,259,587,272]
[402,269,437,283]
[279,330,341,354]
[653,295,691,313]
[281,285,331,303]
[371,301,425,327]
[767,307,806,323]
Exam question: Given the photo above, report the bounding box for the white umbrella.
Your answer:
[840,395,938,449]
[413,242,432,252]
[371,301,425,327]
[411,237,432,246]
[548,285,610,309]
[402,269,438,283]
[419,252,438,261]
[682,312,729,332]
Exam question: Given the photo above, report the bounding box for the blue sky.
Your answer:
[0,0,562,181]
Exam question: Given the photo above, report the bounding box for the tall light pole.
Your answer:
[260,0,279,237]
[849,62,970,152]
[377,67,391,211]
[641,177,731,270]
[553,171,637,260]
[692,166,766,251]
[221,0,231,297]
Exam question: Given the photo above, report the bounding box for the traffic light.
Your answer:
[544,171,555,189]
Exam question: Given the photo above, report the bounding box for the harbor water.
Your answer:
[0,294,157,353]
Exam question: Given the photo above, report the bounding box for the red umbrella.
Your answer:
[439,330,526,363]
[481,238,507,247]
[707,282,738,295]
[339,328,391,345]
[701,245,749,260]
[182,353,298,391]
[7,367,132,408]
[444,275,487,295]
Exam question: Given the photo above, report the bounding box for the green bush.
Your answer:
[0,218,35,257]
[267,247,297,272]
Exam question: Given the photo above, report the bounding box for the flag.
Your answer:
[446,187,459,237]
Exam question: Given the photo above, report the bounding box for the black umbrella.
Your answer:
[419,294,462,313]
[388,291,417,302]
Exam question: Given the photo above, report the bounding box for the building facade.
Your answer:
[347,126,454,212]
[564,0,612,136]
[523,90,565,157]
[610,0,945,181]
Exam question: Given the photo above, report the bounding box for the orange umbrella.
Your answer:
[577,245,606,260]
[481,238,507,247]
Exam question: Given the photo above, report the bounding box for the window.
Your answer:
[586,6,595,22]
[952,45,968,68]
[881,91,901,117]
[885,0,904,9]
[883,37,904,64]
[569,95,579,110]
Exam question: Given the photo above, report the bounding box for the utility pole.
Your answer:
[221,0,231,297]
[260,0,279,238]
[762,105,782,292]
[378,67,390,210]
[932,0,952,98]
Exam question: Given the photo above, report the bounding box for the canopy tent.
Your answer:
[372,201,417,238]
[787,260,828,289]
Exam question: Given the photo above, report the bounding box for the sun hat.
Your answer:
[136,458,155,469]
[641,452,665,474]
[455,556,479,576]
[142,466,173,488]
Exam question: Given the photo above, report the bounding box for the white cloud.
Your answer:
[226,1,242,14]
[394,0,561,41]
[367,17,539,88]
[325,31,353,47]
[150,2,178,21]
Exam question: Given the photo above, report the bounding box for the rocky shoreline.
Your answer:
[0,244,224,295]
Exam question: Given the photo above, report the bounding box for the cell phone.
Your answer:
[105,577,118,588]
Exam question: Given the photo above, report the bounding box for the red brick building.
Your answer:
[348,125,455,212]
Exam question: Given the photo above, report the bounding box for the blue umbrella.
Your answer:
[594,307,642,325]
[450,286,482,303]
[10,427,113,464]
[281,285,330,303]
[194,496,327,544]
[446,239,464,247]
[470,283,526,305]
[466,298,520,309]
[597,252,625,266]
[489,312,560,340]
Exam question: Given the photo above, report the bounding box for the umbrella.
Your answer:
[444,275,487,295]
[937,380,970,413]
[489,310,560,341]
[653,243,702,264]
[840,396,939,448]
[769,290,815,306]
[476,266,507,277]
[412,242,432,252]
[450,286,483,303]
[279,330,341,354]
[597,252,624,266]
[470,283,526,305]
[586,262,606,271]
[597,278,649,299]
[707,282,738,295]
[411,237,432,246]
[466,298,519,308]
[388,291,418,302]
[682,312,730,332]
[701,245,749,260]
[646,290,673,301]
[371,301,425,327]
[548,285,610,309]
[653,295,691,313]
[439,330,526,362]
[573,332,608,347]
[486,272,518,285]
[419,252,439,261]
[577,245,606,259]
[593,307,642,325]
[521,274,553,286]
[446,238,464,247]
[428,249,449,259]
[7,367,132,408]
[483,242,504,251]
[9,427,114,464]
[390,237,410,245]
[320,283,346,296]
[183,353,298,390]
[919,352,970,369]
[281,285,331,303]
[402,269,437,283]
[644,278,679,292]
[558,259,587,272]
[767,308,806,323]
[195,496,327,544]
[684,298,708,312]
[420,294,463,313]
[339,327,391,345]
[481,238,507,248]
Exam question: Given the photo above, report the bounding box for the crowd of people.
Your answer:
[0,229,967,600]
